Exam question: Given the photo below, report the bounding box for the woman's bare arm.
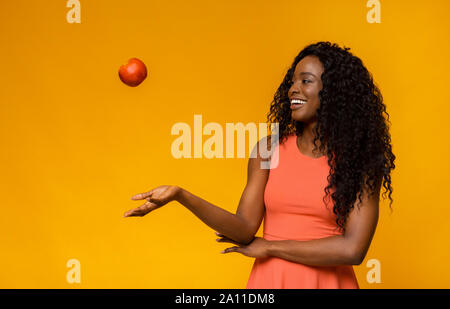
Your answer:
[218,176,382,266]
[266,177,382,266]
[175,138,270,245]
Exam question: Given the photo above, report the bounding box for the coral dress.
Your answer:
[246,134,359,289]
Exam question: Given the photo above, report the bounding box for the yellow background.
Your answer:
[1,0,449,288]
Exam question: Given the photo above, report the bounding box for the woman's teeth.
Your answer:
[291,99,306,105]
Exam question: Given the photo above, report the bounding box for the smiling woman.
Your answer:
[269,42,395,231]
[124,41,396,289]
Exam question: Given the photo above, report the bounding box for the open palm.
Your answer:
[123,185,180,217]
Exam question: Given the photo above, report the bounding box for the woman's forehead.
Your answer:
[296,56,323,73]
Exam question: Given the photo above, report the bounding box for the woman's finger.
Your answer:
[214,232,229,240]
[214,232,244,244]
[221,246,240,254]
[123,202,156,217]
[131,189,154,200]
[123,208,139,217]
[124,208,146,217]
[215,232,228,238]
[142,201,159,212]
[215,233,244,245]
[216,237,239,245]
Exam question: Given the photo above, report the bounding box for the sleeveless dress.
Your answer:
[246,133,359,289]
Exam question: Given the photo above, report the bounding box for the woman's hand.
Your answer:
[215,232,271,259]
[123,185,181,217]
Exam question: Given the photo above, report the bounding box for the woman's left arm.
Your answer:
[219,178,382,267]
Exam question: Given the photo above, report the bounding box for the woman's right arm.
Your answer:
[175,138,271,245]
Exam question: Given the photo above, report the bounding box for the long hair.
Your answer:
[267,41,396,232]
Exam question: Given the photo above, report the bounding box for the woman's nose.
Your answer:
[289,81,301,93]
[289,86,302,97]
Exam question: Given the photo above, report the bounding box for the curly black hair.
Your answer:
[267,41,396,232]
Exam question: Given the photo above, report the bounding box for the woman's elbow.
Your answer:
[227,230,255,245]
[238,232,256,245]
[348,247,366,266]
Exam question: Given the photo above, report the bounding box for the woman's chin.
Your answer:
[290,111,304,121]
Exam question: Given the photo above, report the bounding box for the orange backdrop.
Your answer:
[1,0,449,288]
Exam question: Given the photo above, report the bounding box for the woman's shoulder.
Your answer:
[258,132,295,146]
[249,134,287,170]
[250,135,273,159]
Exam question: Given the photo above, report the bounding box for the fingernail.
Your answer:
[221,250,225,254]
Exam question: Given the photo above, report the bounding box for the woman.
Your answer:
[124,41,396,289]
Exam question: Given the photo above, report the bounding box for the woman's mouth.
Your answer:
[290,99,306,110]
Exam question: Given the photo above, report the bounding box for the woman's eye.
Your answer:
[291,79,310,84]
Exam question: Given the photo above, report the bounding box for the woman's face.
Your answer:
[288,55,324,123]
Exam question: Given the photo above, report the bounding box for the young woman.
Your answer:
[124,41,396,289]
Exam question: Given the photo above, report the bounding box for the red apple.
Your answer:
[118,58,147,87]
